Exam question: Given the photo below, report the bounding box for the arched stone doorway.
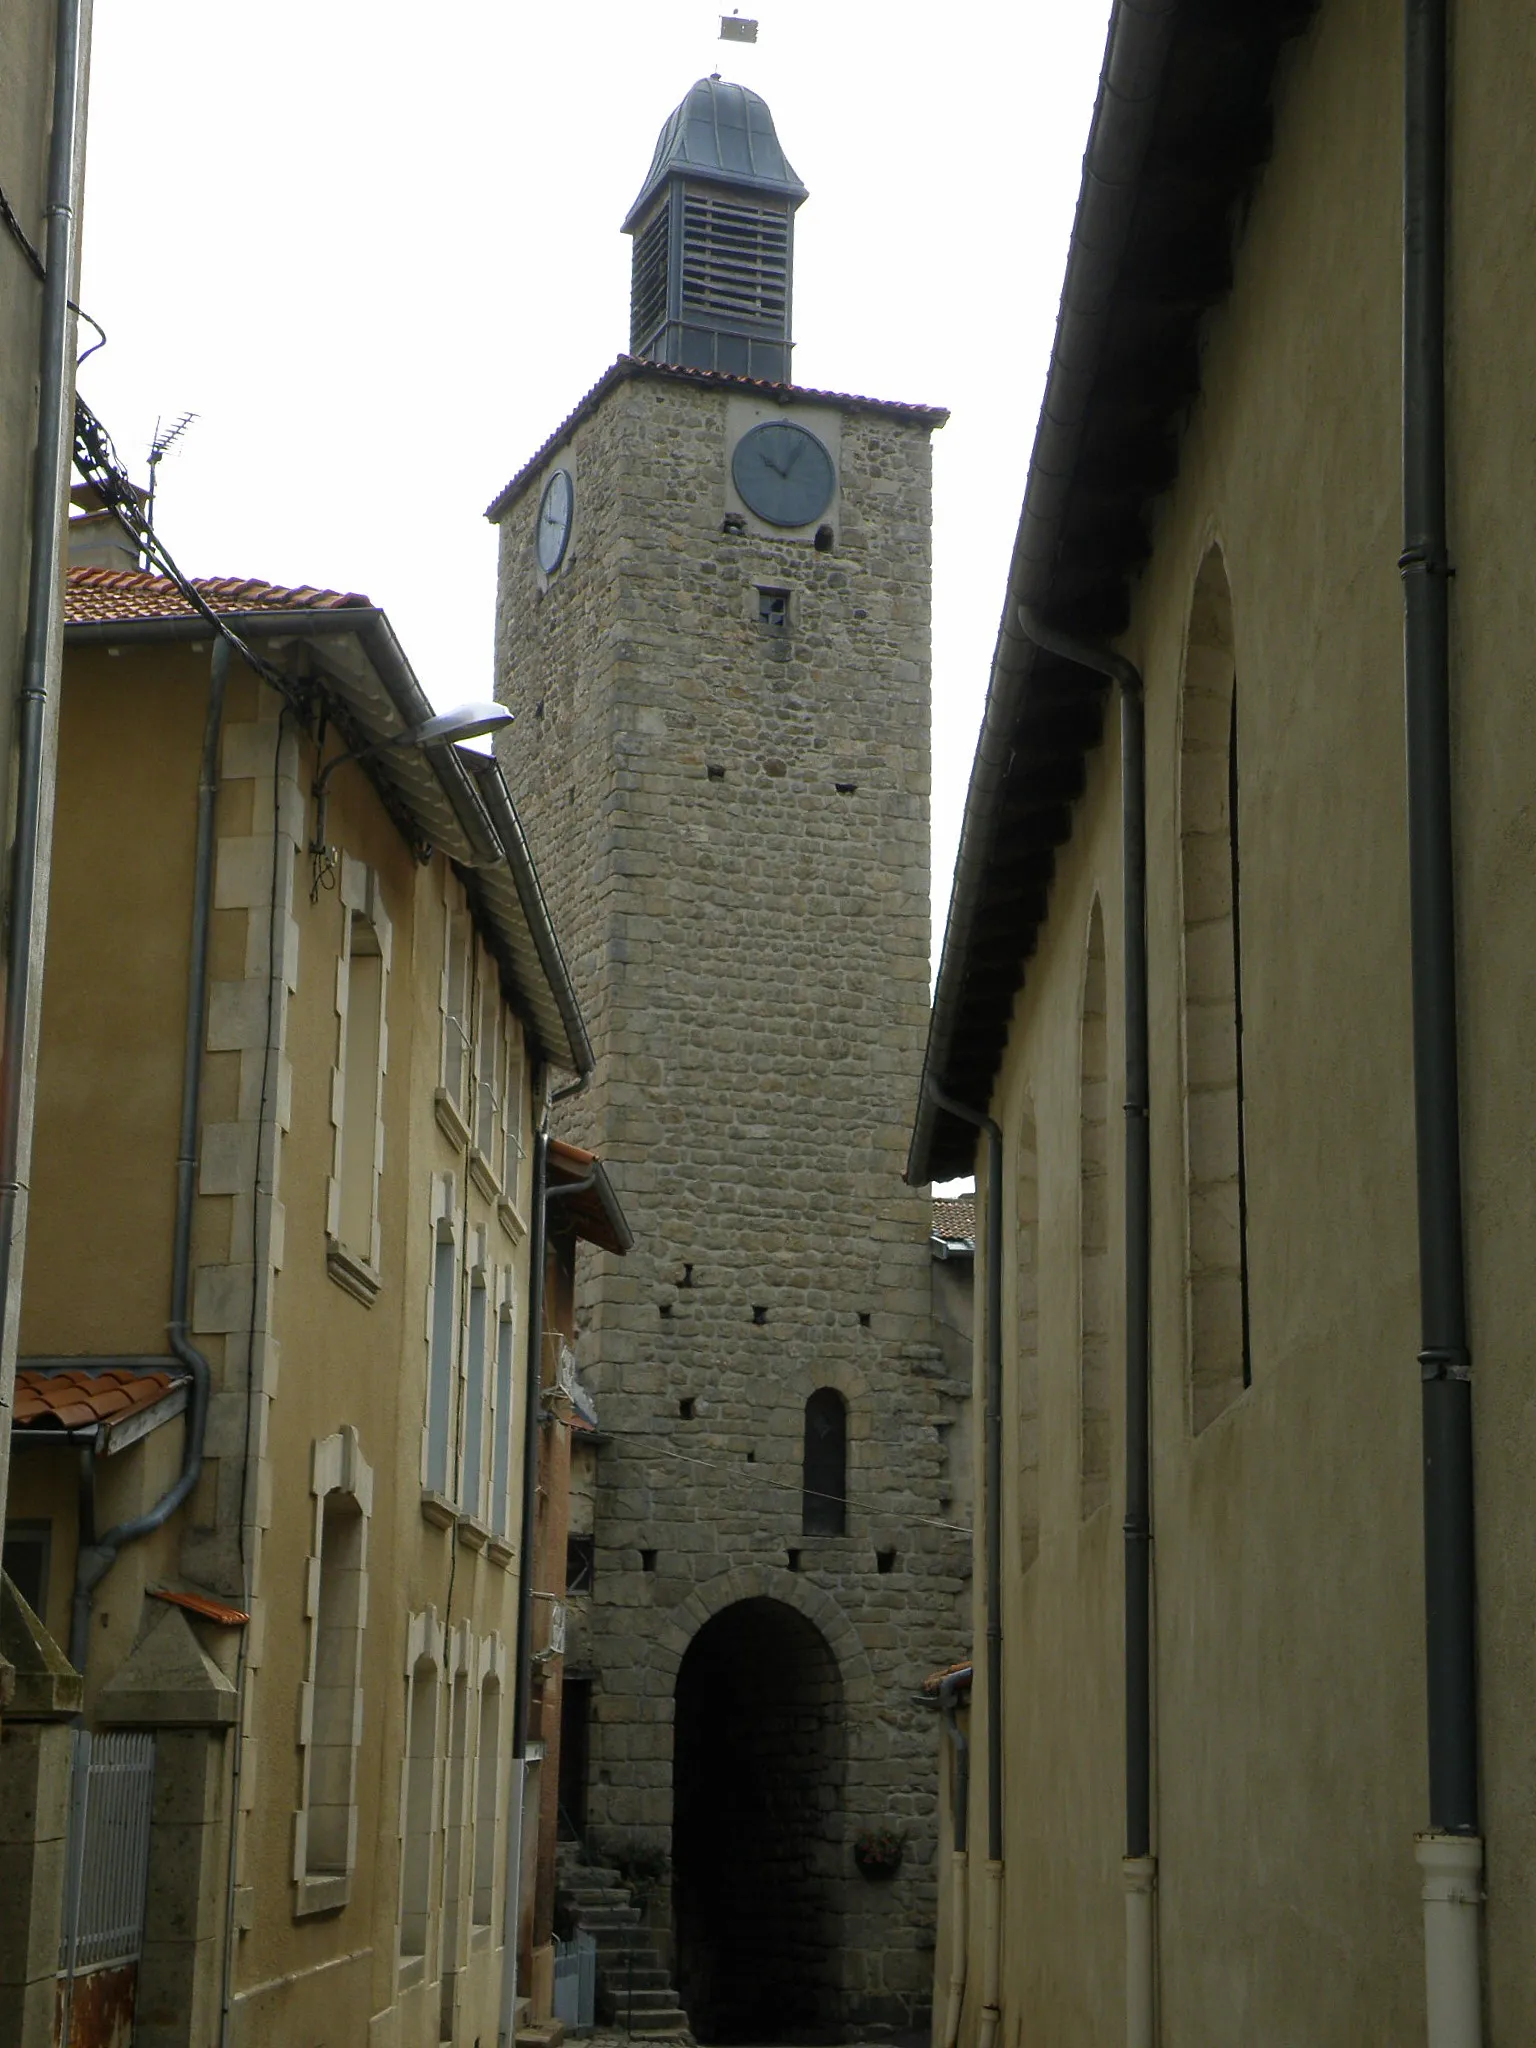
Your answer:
[672,1597,844,2042]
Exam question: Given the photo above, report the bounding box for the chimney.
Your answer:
[67,482,144,573]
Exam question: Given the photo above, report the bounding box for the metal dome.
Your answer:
[622,76,808,233]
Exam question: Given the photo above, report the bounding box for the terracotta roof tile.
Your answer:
[486,354,948,521]
[65,564,373,626]
[932,1195,976,1243]
[921,1659,973,1695]
[149,1587,251,1626]
[14,1367,182,1433]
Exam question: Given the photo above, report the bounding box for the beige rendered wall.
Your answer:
[23,647,207,1358]
[19,639,541,2045]
[948,0,1536,2040]
[226,735,536,2048]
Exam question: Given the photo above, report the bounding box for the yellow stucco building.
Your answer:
[2,559,595,2046]
[914,4,1534,2046]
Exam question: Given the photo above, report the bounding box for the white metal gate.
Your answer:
[552,1929,597,2033]
[57,1728,155,2046]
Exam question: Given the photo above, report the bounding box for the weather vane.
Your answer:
[720,10,758,43]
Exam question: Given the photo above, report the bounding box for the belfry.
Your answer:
[488,77,964,2042]
[623,76,807,382]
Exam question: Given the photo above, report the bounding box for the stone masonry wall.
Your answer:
[491,366,969,2031]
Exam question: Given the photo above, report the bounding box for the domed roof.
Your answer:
[623,76,807,232]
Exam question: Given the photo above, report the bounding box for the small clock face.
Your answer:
[731,422,835,530]
[535,469,574,574]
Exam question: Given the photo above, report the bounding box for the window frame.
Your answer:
[326,858,391,1306]
[423,1176,461,1521]
[293,1426,373,1919]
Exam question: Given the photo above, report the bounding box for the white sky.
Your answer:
[76,0,1111,952]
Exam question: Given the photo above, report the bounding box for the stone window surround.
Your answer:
[398,1607,445,1987]
[471,945,506,1200]
[438,876,475,1144]
[292,1425,375,1919]
[434,870,532,1247]
[487,1262,520,1566]
[787,1359,870,1549]
[456,1222,493,1546]
[395,1615,506,1990]
[326,856,392,1307]
[422,1174,461,1525]
[471,1640,509,1934]
[420,1183,520,1565]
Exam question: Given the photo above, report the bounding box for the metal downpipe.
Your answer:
[68,638,228,1668]
[0,0,89,1546]
[938,1668,972,2048]
[502,1063,588,2043]
[925,1079,1003,2048]
[1019,610,1154,2048]
[1402,2,1483,2039]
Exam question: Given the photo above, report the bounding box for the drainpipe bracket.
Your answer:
[1420,1347,1471,1383]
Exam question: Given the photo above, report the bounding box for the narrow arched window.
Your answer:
[399,1652,440,1975]
[802,1388,847,1535]
[1079,902,1110,1517]
[1180,546,1252,1430]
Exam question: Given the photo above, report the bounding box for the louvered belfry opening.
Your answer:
[681,189,789,326]
[629,202,670,355]
[623,77,807,382]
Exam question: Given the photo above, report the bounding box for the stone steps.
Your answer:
[554,1850,692,2043]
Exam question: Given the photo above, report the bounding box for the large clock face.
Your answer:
[731,422,835,530]
[535,469,573,574]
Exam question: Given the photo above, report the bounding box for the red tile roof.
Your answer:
[932,1195,976,1243]
[921,1659,974,1695]
[65,564,372,626]
[149,1587,251,1626]
[485,354,949,521]
[14,1367,182,1433]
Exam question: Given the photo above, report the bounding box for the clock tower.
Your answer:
[489,77,962,2042]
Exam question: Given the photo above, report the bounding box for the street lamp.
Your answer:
[309,700,514,894]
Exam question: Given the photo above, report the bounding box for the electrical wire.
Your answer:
[0,175,105,361]
[600,1425,974,1540]
[72,394,303,711]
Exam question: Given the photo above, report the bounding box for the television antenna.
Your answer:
[144,411,198,568]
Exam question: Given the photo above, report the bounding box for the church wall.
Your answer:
[953,0,1536,2038]
[493,364,967,2029]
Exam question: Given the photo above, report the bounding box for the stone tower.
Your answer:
[489,77,965,2041]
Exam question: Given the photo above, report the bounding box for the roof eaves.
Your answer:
[485,356,948,523]
[908,0,1180,1189]
[463,753,594,1078]
[65,598,504,872]
[909,0,1316,1185]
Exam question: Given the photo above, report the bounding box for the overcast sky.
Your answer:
[76,0,1112,952]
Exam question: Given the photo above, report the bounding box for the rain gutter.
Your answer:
[466,756,595,1078]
